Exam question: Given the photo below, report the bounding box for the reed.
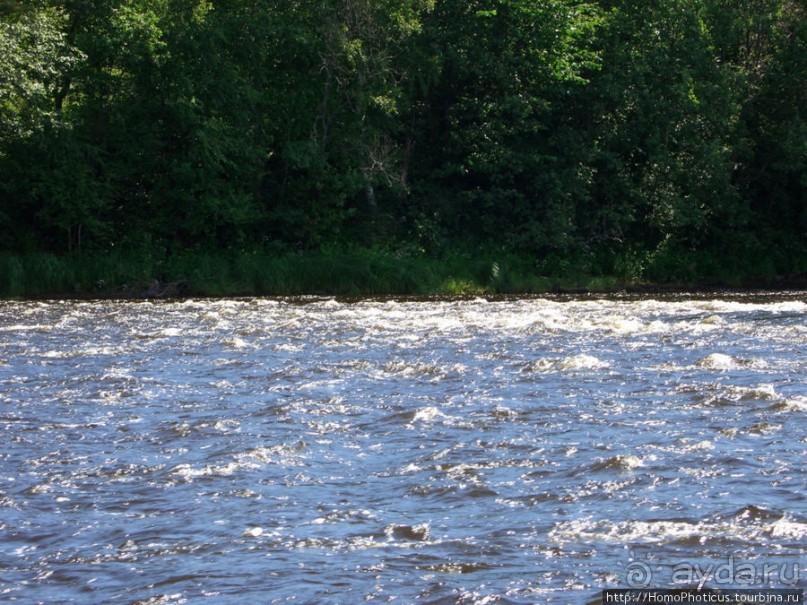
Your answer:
[0,245,803,299]
[0,254,26,297]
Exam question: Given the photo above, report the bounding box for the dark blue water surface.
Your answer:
[0,294,804,603]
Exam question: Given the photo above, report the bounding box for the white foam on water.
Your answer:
[239,444,306,465]
[423,314,465,333]
[0,324,53,332]
[764,301,807,313]
[693,299,807,314]
[132,327,184,339]
[378,360,466,382]
[274,342,303,353]
[739,384,779,400]
[779,396,807,411]
[310,509,376,525]
[226,337,248,349]
[521,358,558,373]
[659,439,715,454]
[747,422,783,435]
[598,316,645,334]
[646,320,670,333]
[695,353,737,370]
[134,593,186,605]
[559,354,608,371]
[2,295,804,603]
[490,404,518,419]
[549,515,807,545]
[170,461,243,480]
[410,406,450,424]
[768,517,807,540]
[41,350,72,358]
[170,443,306,482]
[212,419,240,433]
[36,345,121,359]
[522,354,608,373]
[318,298,342,310]
[200,310,221,322]
[593,454,646,472]
[550,518,688,544]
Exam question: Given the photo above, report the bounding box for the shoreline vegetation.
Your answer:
[2,248,805,300]
[1,2,804,298]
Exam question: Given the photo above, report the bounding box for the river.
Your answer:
[0,294,804,604]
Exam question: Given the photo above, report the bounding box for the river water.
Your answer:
[0,294,804,604]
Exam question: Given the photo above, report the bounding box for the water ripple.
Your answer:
[0,294,804,603]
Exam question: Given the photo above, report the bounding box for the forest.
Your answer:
[0,0,805,296]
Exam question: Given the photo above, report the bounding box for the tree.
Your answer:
[408,0,603,254]
[709,0,807,271]
[579,0,743,274]
[0,3,88,250]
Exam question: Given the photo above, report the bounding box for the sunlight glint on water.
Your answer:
[0,294,804,603]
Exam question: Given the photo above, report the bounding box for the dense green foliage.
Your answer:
[1,0,804,295]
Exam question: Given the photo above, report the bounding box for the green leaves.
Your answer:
[0,7,83,141]
[408,0,607,252]
[0,0,803,282]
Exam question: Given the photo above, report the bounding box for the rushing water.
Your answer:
[0,294,805,604]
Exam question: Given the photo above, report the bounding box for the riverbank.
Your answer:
[1,249,805,300]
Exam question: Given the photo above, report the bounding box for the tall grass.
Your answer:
[0,252,155,298]
[1,245,803,299]
[0,249,526,298]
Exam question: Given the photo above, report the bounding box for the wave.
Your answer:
[550,511,807,546]
[695,353,737,370]
[521,354,608,373]
[771,396,807,412]
[588,455,646,473]
[385,523,431,541]
[169,443,307,482]
[379,360,466,381]
[688,353,769,371]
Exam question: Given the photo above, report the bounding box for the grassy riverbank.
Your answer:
[1,246,804,299]
[3,2,804,303]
